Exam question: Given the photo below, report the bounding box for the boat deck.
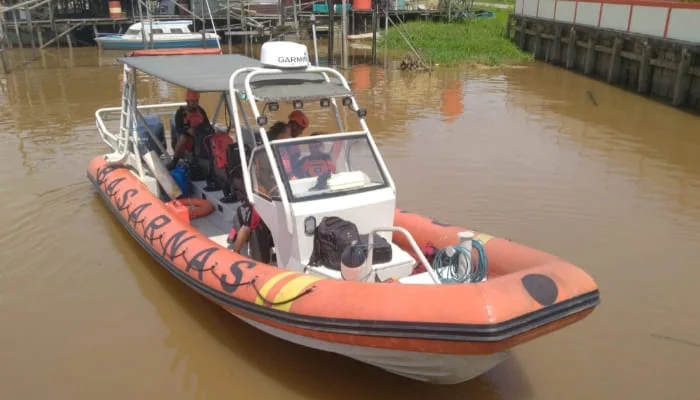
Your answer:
[189,180,240,249]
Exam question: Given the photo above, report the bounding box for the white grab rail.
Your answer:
[95,102,186,153]
[242,68,296,234]
[227,67,258,209]
[229,65,398,234]
[367,227,442,284]
[303,65,397,194]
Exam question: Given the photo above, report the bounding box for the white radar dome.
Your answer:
[260,41,310,69]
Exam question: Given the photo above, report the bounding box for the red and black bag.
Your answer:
[202,131,234,190]
[209,132,234,169]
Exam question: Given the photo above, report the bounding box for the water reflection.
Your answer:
[441,79,464,123]
[504,63,700,225]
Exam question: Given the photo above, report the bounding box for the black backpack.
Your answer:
[193,124,215,161]
[308,216,361,270]
[188,124,215,182]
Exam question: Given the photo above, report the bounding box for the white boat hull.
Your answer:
[236,315,510,384]
[95,20,220,50]
[96,34,220,50]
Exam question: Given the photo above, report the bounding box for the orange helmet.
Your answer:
[288,110,309,130]
[185,89,200,102]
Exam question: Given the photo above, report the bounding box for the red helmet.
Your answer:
[288,110,309,130]
[185,89,200,102]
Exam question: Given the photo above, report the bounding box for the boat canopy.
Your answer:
[117,54,352,100]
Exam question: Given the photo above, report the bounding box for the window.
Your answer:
[273,134,388,202]
[151,28,164,34]
[250,147,279,200]
[126,29,140,35]
[170,28,184,34]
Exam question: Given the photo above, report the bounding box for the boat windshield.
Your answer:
[270,133,388,202]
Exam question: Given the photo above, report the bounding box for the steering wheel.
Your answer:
[310,171,331,192]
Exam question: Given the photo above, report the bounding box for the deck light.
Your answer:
[268,102,279,111]
[320,98,330,107]
[304,216,317,236]
[357,108,367,118]
[256,116,268,126]
[241,92,247,100]
[342,96,353,107]
[293,100,303,109]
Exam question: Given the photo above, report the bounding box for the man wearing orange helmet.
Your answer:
[298,132,336,178]
[280,110,309,176]
[287,110,309,138]
[169,89,211,168]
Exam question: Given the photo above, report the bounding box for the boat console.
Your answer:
[227,41,440,282]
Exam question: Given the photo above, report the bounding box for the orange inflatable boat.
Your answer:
[89,41,600,384]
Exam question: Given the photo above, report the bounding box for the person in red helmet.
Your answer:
[168,89,211,168]
[280,110,308,176]
[287,110,309,138]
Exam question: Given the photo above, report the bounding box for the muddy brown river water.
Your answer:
[1,45,699,400]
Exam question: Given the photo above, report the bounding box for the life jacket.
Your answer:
[208,132,234,169]
[301,155,335,177]
[184,108,204,129]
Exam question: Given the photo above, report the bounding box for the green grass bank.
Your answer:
[379,8,532,67]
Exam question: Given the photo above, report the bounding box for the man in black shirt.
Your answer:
[168,89,211,168]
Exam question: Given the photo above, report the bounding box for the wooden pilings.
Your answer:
[371,2,378,65]
[637,41,652,94]
[510,16,700,113]
[38,23,80,49]
[327,0,334,66]
[673,48,692,106]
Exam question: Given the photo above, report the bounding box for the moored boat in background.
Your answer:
[95,20,220,50]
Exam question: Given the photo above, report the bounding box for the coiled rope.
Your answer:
[432,240,488,284]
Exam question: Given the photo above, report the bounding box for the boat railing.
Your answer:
[95,102,184,156]
[368,227,442,284]
[230,65,397,234]
[270,130,370,145]
[306,65,396,194]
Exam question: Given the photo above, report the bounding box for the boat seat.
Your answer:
[304,242,416,281]
[190,180,241,232]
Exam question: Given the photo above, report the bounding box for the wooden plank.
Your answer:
[39,22,80,49]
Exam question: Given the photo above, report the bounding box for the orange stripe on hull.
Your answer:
[87,156,600,355]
